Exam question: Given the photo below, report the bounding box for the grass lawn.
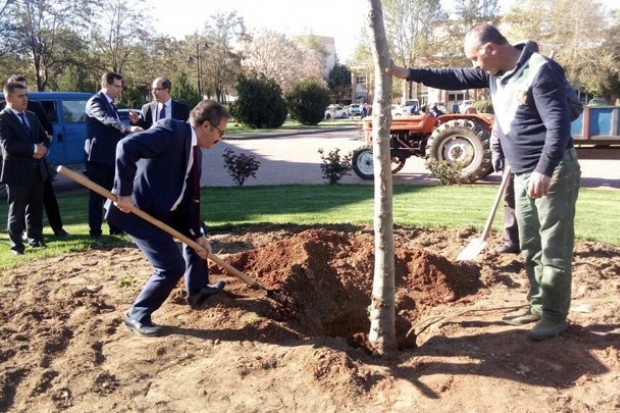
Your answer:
[225,118,360,135]
[1,184,619,273]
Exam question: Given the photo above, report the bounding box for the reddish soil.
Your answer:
[1,225,619,412]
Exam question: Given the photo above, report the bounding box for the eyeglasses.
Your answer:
[212,123,225,137]
[110,83,123,89]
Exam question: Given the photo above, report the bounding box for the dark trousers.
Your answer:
[107,205,209,324]
[86,161,122,236]
[43,173,64,234]
[502,172,519,247]
[6,171,44,253]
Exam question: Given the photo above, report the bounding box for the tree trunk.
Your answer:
[366,0,396,356]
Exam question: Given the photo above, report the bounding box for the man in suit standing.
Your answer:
[85,72,142,238]
[1,75,70,238]
[107,99,227,336]
[0,82,51,255]
[128,77,190,129]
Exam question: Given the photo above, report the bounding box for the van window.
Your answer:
[39,100,58,123]
[62,100,88,123]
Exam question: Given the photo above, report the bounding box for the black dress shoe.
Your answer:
[497,244,520,254]
[124,315,163,337]
[29,239,47,248]
[187,281,226,308]
[11,249,24,256]
[54,229,70,238]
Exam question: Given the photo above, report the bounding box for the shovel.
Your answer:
[456,166,512,261]
[57,166,288,302]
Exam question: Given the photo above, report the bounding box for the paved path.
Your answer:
[53,127,620,192]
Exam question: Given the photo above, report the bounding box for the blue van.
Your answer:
[1,91,92,166]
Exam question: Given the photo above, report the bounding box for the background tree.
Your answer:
[328,63,352,102]
[286,79,331,125]
[382,0,447,101]
[89,0,147,75]
[242,29,326,95]
[201,11,246,102]
[0,0,18,57]
[366,0,397,356]
[503,0,613,98]
[171,70,199,108]
[233,74,288,129]
[7,0,94,90]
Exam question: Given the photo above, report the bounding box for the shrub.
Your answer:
[472,100,494,114]
[222,148,261,186]
[286,79,331,125]
[318,148,352,185]
[425,159,467,185]
[233,74,288,129]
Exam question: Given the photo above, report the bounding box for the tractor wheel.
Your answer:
[352,145,407,180]
[352,145,374,180]
[425,119,492,183]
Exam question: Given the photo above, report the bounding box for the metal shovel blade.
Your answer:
[456,167,511,261]
[456,237,487,261]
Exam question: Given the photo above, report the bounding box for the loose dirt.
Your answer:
[1,225,619,412]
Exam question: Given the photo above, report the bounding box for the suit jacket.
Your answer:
[131,99,190,129]
[0,108,51,184]
[0,100,54,136]
[106,119,205,238]
[85,91,126,167]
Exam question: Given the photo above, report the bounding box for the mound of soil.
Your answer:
[1,225,619,412]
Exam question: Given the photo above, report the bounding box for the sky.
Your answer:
[150,0,619,63]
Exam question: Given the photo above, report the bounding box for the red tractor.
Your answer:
[352,112,495,183]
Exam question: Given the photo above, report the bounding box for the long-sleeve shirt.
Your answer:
[406,47,573,176]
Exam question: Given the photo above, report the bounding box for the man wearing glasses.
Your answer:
[107,100,227,336]
[128,77,190,129]
[85,72,143,238]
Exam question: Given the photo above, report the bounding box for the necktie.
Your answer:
[110,99,119,119]
[158,103,166,121]
[18,113,32,138]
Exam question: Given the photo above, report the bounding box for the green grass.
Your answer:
[1,184,619,273]
[225,119,359,135]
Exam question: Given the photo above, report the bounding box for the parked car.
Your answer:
[587,98,608,106]
[117,108,142,125]
[348,104,362,116]
[430,102,447,114]
[460,100,475,113]
[391,104,407,117]
[402,99,420,114]
[324,105,348,120]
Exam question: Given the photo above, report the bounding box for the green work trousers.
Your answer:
[513,148,581,323]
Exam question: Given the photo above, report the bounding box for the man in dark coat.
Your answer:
[107,99,228,336]
[84,72,142,238]
[0,82,51,255]
[129,77,190,129]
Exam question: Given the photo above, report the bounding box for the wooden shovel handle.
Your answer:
[57,166,261,289]
[480,166,512,242]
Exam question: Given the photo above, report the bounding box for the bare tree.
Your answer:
[0,0,18,57]
[503,0,612,95]
[382,0,447,101]
[8,0,93,90]
[90,0,149,75]
[242,29,326,95]
[201,11,246,102]
[366,0,396,356]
